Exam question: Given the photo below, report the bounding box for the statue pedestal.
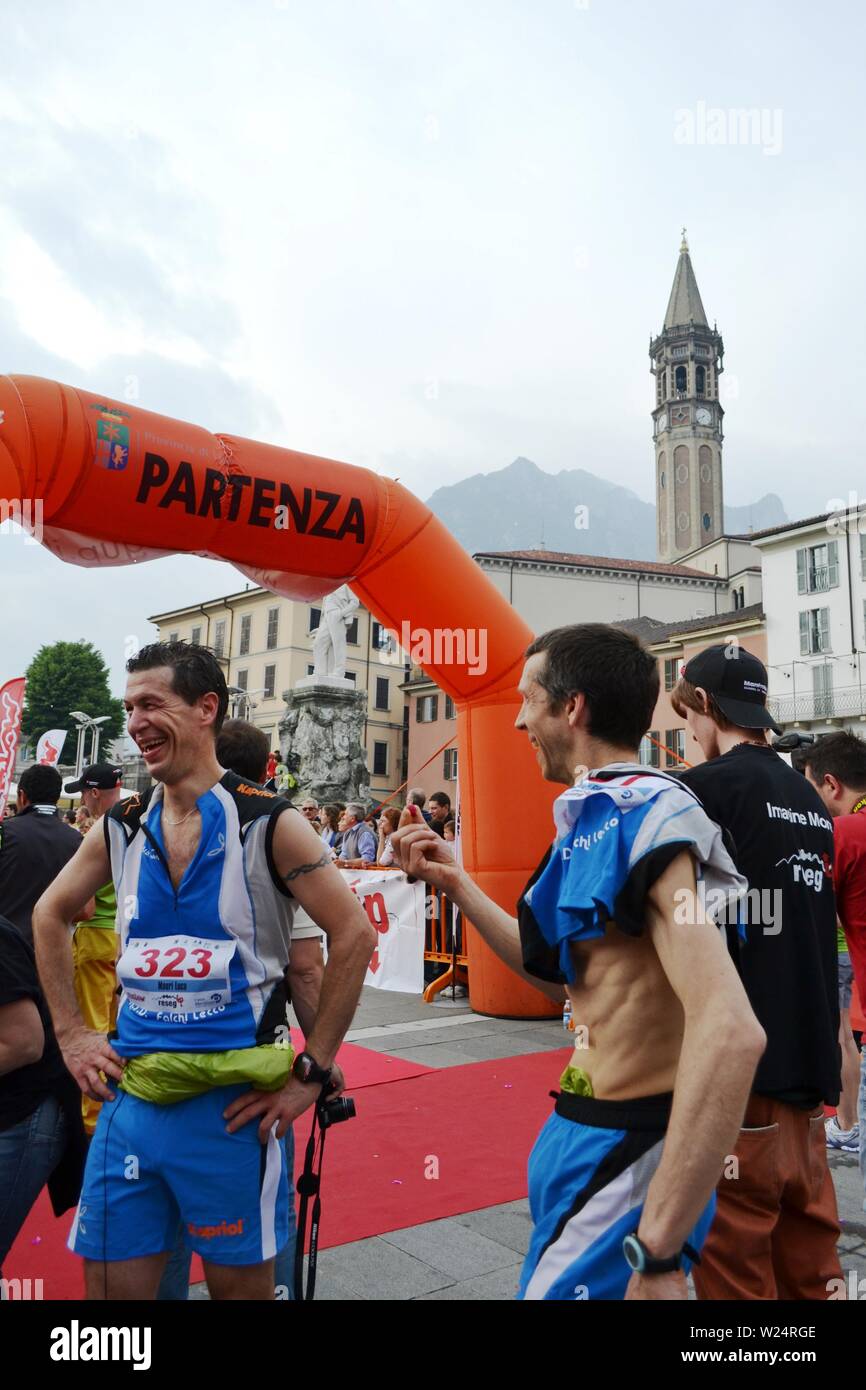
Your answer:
[279,684,371,806]
[295,674,355,692]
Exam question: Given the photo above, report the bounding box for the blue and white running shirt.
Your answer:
[103,773,297,1056]
[518,764,747,983]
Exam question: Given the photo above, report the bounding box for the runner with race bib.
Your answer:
[33,642,375,1301]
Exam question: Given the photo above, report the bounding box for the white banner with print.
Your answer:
[339,868,425,994]
[36,728,67,766]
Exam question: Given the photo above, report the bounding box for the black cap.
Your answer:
[66,763,123,793]
[682,645,782,735]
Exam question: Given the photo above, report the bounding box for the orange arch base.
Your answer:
[0,375,560,1018]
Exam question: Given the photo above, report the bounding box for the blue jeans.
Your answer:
[157,1126,296,1299]
[0,1094,67,1270]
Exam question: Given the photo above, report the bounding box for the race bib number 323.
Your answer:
[117,935,237,1018]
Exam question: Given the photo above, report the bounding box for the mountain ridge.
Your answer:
[426,457,786,559]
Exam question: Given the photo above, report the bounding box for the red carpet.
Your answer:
[7,1193,85,1300]
[5,1047,569,1298]
[311,1046,571,1249]
[291,1032,433,1090]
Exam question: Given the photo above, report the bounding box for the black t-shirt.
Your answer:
[0,805,81,945]
[680,744,840,1106]
[0,915,70,1131]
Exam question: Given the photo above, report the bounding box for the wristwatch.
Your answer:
[622,1233,699,1275]
[292,1050,333,1087]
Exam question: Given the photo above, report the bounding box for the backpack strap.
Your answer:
[218,769,299,898]
[106,787,155,846]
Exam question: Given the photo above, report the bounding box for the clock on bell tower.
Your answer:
[651,231,725,563]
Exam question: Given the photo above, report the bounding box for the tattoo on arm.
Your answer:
[283,851,331,883]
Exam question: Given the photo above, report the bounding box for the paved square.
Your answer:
[191,986,866,1300]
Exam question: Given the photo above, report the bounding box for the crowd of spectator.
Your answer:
[263,785,457,869]
[0,774,457,868]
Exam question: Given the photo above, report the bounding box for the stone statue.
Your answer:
[279,689,370,806]
[311,585,359,680]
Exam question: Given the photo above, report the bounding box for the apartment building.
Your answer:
[475,549,731,630]
[399,670,459,802]
[403,546,767,787]
[751,507,866,734]
[150,587,406,799]
[620,604,768,772]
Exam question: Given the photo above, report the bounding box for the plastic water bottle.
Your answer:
[562,998,573,1031]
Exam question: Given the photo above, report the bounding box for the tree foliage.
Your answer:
[21,641,125,756]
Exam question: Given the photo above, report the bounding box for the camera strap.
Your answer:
[294,1101,328,1301]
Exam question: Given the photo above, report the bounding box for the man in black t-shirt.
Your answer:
[0,915,85,1271]
[0,765,81,945]
[673,645,842,1300]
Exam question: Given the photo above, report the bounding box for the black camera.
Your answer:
[772,731,816,752]
[316,1093,356,1130]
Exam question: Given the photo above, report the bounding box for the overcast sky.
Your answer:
[2,0,864,704]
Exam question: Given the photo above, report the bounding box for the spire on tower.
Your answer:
[664,232,708,329]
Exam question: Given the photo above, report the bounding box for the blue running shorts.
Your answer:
[68,1083,289,1266]
[519,1091,715,1300]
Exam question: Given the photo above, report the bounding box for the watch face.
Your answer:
[696,407,712,425]
[657,412,668,432]
[623,1235,643,1272]
[294,1051,331,1085]
[294,1052,319,1083]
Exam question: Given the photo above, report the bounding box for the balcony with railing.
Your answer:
[804,566,835,593]
[768,683,866,724]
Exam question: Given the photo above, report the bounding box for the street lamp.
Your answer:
[69,712,89,776]
[88,715,111,763]
[69,712,112,775]
[227,687,266,721]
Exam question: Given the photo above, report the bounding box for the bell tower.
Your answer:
[651,231,724,562]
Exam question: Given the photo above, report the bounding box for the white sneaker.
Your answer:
[825,1116,860,1152]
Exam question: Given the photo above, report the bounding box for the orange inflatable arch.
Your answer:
[0,375,559,1018]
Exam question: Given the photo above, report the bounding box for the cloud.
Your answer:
[0,112,242,365]
[0,301,281,697]
[1,0,866,709]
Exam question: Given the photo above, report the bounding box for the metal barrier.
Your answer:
[423,884,469,1003]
